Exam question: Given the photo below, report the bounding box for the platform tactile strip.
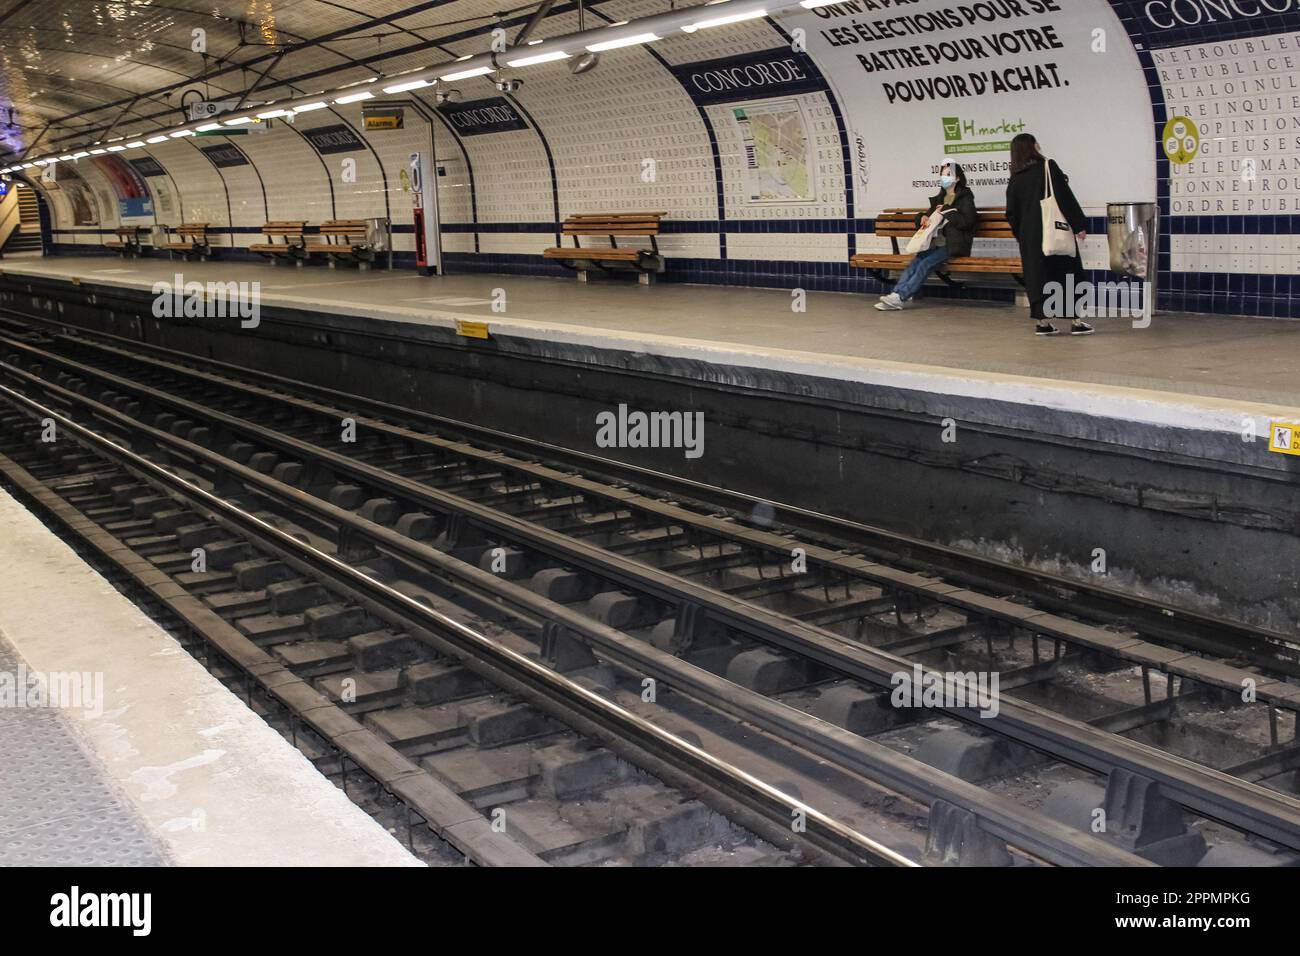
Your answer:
[0,633,166,865]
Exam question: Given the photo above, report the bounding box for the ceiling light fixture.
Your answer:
[334,90,375,104]
[438,65,493,81]
[682,8,767,30]
[382,78,433,94]
[586,32,660,52]
[506,50,570,67]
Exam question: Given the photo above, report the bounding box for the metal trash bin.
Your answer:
[1106,202,1158,280]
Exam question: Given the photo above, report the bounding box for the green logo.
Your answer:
[942,117,962,142]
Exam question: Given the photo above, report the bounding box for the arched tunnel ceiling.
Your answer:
[0,0,556,160]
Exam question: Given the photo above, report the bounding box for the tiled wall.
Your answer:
[30,0,1300,317]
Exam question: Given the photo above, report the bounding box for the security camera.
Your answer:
[495,77,523,93]
[435,89,461,105]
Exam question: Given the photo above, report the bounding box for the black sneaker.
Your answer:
[1070,321,1095,335]
[1034,322,1059,336]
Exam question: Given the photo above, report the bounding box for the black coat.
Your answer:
[915,185,977,259]
[1005,158,1087,319]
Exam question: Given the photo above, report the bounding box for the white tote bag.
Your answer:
[1040,159,1078,257]
[905,210,945,254]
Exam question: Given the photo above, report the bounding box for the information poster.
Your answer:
[776,0,1156,213]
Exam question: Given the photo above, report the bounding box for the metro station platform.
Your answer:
[2,255,1297,632]
[4,255,1299,418]
[0,483,422,867]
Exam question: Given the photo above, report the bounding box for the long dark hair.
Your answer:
[1010,133,1042,175]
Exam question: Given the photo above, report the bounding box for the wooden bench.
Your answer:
[543,212,666,284]
[249,221,308,264]
[310,218,390,270]
[850,207,1023,291]
[164,223,213,260]
[104,225,148,257]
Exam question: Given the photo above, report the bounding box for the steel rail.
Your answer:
[4,348,1298,849]
[8,315,1293,676]
[0,373,1149,867]
[0,380,915,868]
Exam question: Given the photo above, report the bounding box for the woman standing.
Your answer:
[875,160,977,311]
[1005,133,1093,335]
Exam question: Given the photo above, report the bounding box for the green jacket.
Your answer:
[915,185,978,258]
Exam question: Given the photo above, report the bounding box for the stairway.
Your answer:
[3,185,42,253]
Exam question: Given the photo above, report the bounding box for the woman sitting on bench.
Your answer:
[875,159,977,311]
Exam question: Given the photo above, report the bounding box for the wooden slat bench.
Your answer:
[543,212,667,284]
[104,225,148,257]
[164,223,213,260]
[309,218,390,270]
[249,221,309,264]
[850,207,1023,291]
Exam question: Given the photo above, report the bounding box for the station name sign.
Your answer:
[668,48,822,107]
[199,143,249,168]
[129,156,168,178]
[437,97,528,136]
[302,123,366,155]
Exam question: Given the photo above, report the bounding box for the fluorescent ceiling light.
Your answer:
[107,146,126,152]
[195,123,221,132]
[33,159,49,165]
[125,140,146,148]
[224,116,252,125]
[72,151,89,158]
[682,9,767,31]
[257,108,289,119]
[58,154,74,161]
[21,162,34,168]
[586,32,660,52]
[506,50,570,67]
[146,135,167,143]
[439,65,493,81]
[335,90,375,104]
[294,101,329,112]
[170,129,194,137]
[90,148,107,155]
[382,78,433,93]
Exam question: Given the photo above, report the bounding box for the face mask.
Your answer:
[939,174,956,189]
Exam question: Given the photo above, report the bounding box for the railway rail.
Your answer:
[1,313,1298,866]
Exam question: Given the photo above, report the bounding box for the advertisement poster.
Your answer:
[90,154,154,218]
[775,0,1156,213]
[48,163,100,225]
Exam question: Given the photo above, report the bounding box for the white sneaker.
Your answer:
[874,292,904,311]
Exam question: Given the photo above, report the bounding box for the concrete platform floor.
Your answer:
[0,485,422,867]
[6,254,1300,412]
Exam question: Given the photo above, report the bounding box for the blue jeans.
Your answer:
[893,246,950,301]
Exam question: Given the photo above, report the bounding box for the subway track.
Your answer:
[1,314,1298,866]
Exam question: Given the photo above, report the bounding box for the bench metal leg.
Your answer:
[576,269,588,282]
[638,271,654,286]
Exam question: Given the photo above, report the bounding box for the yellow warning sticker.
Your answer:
[1268,422,1300,455]
[71,277,81,286]
[455,319,490,339]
